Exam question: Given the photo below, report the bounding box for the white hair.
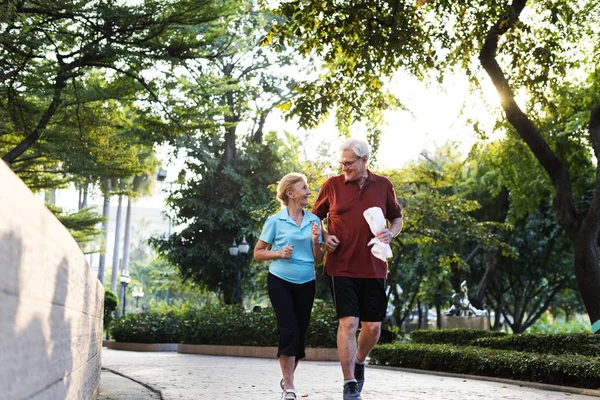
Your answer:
[339,137,370,159]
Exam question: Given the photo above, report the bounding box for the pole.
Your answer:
[122,283,128,316]
[236,255,241,304]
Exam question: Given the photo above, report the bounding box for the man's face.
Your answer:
[339,149,367,182]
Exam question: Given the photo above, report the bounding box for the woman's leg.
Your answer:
[292,280,316,361]
[268,273,299,391]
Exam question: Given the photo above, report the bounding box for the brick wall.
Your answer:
[0,161,104,399]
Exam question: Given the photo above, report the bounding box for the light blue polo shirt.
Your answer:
[259,208,322,284]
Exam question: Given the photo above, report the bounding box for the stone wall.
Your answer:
[0,161,104,399]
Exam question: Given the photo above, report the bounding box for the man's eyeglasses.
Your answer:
[338,158,361,168]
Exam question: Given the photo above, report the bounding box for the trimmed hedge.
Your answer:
[110,312,181,343]
[110,303,338,347]
[370,342,600,389]
[473,333,600,357]
[410,328,507,346]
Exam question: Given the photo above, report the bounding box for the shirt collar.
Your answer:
[343,169,376,185]
[276,208,312,228]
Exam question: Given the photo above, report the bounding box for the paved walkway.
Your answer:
[99,348,600,400]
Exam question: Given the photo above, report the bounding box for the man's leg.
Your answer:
[356,321,381,362]
[337,316,360,380]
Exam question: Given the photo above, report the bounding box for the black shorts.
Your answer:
[329,276,387,322]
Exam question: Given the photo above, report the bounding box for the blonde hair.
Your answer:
[277,172,307,206]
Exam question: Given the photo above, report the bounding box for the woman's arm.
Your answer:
[311,222,325,264]
[253,239,293,261]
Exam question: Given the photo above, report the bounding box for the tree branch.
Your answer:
[478,0,578,239]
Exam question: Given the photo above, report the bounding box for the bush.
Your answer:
[409,328,507,346]
[103,290,118,334]
[473,332,600,356]
[180,305,279,346]
[110,303,339,347]
[180,303,338,348]
[370,342,600,389]
[110,312,181,343]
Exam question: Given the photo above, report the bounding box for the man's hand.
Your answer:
[325,234,340,252]
[376,229,393,244]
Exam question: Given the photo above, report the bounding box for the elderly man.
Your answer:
[312,137,403,400]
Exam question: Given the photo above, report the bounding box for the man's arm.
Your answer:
[389,216,403,237]
[376,216,403,244]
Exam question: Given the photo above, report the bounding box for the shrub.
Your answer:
[110,303,338,347]
[369,342,600,389]
[409,328,507,346]
[180,303,338,348]
[473,333,600,356]
[306,302,338,348]
[110,312,181,343]
[103,290,118,334]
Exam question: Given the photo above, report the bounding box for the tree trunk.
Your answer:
[97,179,112,284]
[111,193,124,292]
[472,250,496,309]
[479,0,600,332]
[121,196,133,274]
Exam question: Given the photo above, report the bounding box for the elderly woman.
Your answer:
[254,172,324,400]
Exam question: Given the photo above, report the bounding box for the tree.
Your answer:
[264,0,600,331]
[153,133,293,304]
[385,143,512,328]
[152,4,308,304]
[1,0,237,164]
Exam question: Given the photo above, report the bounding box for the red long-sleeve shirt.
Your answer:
[311,171,403,279]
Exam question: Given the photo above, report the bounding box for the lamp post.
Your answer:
[132,286,144,308]
[157,167,173,304]
[120,270,131,316]
[229,235,250,304]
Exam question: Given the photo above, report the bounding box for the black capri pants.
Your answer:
[268,273,316,360]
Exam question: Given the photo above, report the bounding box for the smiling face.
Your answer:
[339,149,367,183]
[287,179,311,207]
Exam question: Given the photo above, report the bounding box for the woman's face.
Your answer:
[288,179,311,207]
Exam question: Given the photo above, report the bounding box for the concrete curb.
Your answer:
[105,342,178,352]
[178,344,339,361]
[370,365,600,398]
[101,367,164,399]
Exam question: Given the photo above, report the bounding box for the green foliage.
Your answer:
[474,333,600,357]
[305,302,338,348]
[410,328,507,346]
[180,305,278,346]
[110,303,338,347]
[103,290,119,331]
[1,0,237,164]
[110,312,181,344]
[527,312,590,335]
[152,133,299,303]
[370,342,600,389]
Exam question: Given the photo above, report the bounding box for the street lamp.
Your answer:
[120,270,131,316]
[157,167,173,303]
[132,286,144,308]
[229,235,250,304]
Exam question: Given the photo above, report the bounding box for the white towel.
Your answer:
[363,207,393,261]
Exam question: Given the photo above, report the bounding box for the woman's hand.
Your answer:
[279,245,294,258]
[311,221,322,245]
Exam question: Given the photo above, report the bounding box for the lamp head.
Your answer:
[229,239,239,256]
[238,235,250,254]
